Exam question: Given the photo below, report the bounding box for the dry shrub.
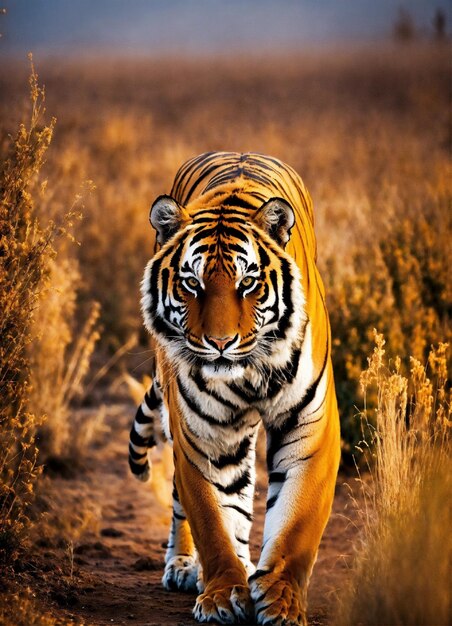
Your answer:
[0,588,64,626]
[29,256,100,462]
[0,58,57,561]
[0,59,99,567]
[328,159,451,456]
[337,333,451,625]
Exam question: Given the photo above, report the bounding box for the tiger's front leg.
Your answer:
[171,415,258,624]
[162,479,199,592]
[251,397,340,626]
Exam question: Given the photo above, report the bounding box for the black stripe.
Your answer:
[268,471,286,483]
[257,243,270,268]
[190,370,240,411]
[178,377,247,427]
[274,450,317,471]
[180,440,204,474]
[264,269,280,327]
[248,569,270,583]
[266,494,278,511]
[266,339,328,470]
[144,385,160,410]
[183,426,251,470]
[148,256,162,315]
[189,208,220,218]
[214,437,251,469]
[191,217,219,224]
[220,225,249,244]
[212,468,251,494]
[129,443,146,460]
[177,378,229,426]
[190,227,217,245]
[161,267,170,312]
[285,338,329,433]
[134,405,152,425]
[227,242,248,255]
[268,347,301,396]
[273,257,294,339]
[147,253,180,339]
[235,535,249,545]
[228,382,255,403]
[129,458,148,475]
[223,215,249,225]
[173,511,186,521]
[222,504,253,522]
[181,426,209,460]
[130,426,149,447]
[275,433,312,453]
[169,232,186,271]
[255,603,272,617]
[256,279,270,304]
[184,162,225,201]
[222,195,256,210]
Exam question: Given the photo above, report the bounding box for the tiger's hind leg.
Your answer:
[162,480,198,592]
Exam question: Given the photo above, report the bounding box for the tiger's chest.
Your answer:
[174,351,310,449]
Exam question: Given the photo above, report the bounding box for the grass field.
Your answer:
[0,43,450,624]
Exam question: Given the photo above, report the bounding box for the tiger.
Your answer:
[128,152,340,625]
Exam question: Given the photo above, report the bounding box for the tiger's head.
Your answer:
[141,194,305,380]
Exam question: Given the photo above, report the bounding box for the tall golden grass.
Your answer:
[29,258,100,461]
[0,59,99,567]
[0,60,56,561]
[337,333,451,625]
[328,158,451,457]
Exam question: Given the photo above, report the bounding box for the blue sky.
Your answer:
[1,0,450,56]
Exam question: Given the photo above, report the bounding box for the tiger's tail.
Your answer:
[128,379,161,482]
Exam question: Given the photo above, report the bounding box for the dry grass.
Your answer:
[29,257,101,461]
[0,43,450,624]
[0,588,64,626]
[337,333,451,625]
[2,47,448,449]
[0,58,57,562]
[0,59,99,567]
[328,156,451,456]
[0,58,101,625]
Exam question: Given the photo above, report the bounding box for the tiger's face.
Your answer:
[141,195,305,379]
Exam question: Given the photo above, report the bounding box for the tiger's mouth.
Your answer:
[189,353,251,369]
[184,334,258,363]
[200,358,246,380]
[176,333,262,378]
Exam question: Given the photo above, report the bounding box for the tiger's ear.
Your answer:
[150,195,183,244]
[254,197,295,247]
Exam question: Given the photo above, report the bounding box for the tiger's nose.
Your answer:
[206,335,235,351]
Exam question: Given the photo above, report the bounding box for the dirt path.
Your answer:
[37,403,360,626]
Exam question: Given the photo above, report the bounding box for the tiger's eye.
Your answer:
[186,277,199,288]
[241,276,255,288]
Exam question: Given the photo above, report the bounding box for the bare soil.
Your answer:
[29,402,361,626]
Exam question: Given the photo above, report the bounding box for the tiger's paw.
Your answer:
[250,570,307,626]
[193,583,253,624]
[162,554,198,592]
